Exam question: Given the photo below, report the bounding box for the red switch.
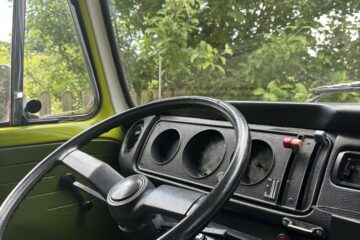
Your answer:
[291,139,304,151]
[283,137,303,152]
[283,137,293,148]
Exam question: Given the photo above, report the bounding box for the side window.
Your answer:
[22,0,96,118]
[0,0,12,123]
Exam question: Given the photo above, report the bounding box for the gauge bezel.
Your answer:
[240,139,275,186]
[151,128,181,165]
[182,129,226,179]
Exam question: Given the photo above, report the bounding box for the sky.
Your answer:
[0,1,13,43]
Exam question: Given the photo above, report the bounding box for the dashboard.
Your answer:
[118,102,360,240]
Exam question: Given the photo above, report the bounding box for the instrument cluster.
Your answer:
[120,115,330,213]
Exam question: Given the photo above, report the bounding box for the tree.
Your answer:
[109,0,360,103]
[24,0,91,113]
[0,42,10,121]
[4,0,360,111]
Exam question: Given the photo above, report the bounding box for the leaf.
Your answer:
[203,62,211,69]
[220,56,226,65]
[215,65,225,75]
[199,41,207,49]
[280,84,294,89]
[267,80,279,90]
[264,93,278,101]
[253,88,265,96]
[190,18,199,25]
[190,53,199,63]
[223,43,233,55]
[294,83,308,94]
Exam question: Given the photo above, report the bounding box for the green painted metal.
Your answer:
[0,140,124,240]
[0,121,122,148]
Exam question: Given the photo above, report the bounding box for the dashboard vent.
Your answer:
[125,121,144,153]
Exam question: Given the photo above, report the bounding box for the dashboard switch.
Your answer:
[283,137,293,148]
[283,137,303,152]
[314,130,327,144]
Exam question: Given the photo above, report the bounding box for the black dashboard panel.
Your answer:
[131,116,331,214]
[118,102,360,239]
[230,102,360,135]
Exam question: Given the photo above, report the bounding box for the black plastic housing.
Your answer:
[119,115,331,214]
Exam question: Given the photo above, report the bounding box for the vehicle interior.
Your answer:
[0,0,360,239]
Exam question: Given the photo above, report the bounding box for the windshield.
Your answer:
[107,0,360,105]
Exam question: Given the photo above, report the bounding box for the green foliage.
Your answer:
[109,0,360,104]
[0,42,10,121]
[0,42,10,64]
[23,0,91,114]
[253,81,309,101]
[3,0,360,117]
[137,0,231,96]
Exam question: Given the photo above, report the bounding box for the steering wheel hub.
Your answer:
[109,175,145,202]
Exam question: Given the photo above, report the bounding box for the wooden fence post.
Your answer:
[164,89,172,98]
[62,91,73,112]
[38,92,51,116]
[82,89,92,108]
[141,91,147,104]
[148,91,154,102]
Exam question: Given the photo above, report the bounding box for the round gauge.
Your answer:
[241,140,274,185]
[183,130,226,178]
[151,129,181,164]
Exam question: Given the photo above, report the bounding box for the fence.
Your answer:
[36,89,93,116]
[130,89,187,105]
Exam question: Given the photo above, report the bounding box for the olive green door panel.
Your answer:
[4,198,121,240]
[0,139,124,240]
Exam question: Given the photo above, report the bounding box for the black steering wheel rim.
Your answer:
[0,96,251,240]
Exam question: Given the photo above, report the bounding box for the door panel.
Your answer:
[0,139,123,240]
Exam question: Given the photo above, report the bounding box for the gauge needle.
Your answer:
[256,162,264,169]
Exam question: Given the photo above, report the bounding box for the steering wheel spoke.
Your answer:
[61,149,124,198]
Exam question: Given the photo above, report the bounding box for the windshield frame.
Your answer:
[100,0,135,108]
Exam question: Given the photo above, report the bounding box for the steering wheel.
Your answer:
[0,97,250,240]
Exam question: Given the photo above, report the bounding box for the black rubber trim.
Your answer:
[0,122,9,127]
[10,0,25,126]
[0,96,250,240]
[228,101,360,135]
[99,0,135,108]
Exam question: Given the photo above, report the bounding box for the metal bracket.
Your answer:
[282,217,325,238]
[60,173,105,211]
